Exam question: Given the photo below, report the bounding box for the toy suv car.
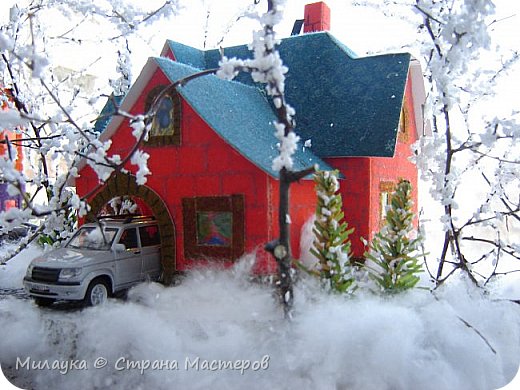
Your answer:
[23,215,162,307]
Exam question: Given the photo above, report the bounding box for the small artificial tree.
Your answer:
[308,169,356,294]
[364,179,424,293]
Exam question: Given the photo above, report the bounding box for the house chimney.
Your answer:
[303,2,331,33]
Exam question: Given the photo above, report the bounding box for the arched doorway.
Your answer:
[86,172,176,283]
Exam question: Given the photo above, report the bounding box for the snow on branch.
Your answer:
[216,0,305,175]
[0,0,184,252]
[215,0,316,317]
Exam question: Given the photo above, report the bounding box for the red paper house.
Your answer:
[75,2,429,281]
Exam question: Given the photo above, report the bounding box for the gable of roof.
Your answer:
[278,34,410,157]
[153,57,332,177]
[165,32,411,158]
[162,40,206,69]
[93,94,125,134]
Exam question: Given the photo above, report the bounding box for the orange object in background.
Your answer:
[1,87,24,211]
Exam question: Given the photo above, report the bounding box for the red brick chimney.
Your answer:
[303,2,331,33]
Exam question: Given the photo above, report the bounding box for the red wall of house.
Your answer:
[321,75,419,259]
[369,77,419,237]
[322,157,372,259]
[78,68,277,273]
[266,175,317,270]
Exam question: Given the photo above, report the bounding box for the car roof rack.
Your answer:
[96,214,156,224]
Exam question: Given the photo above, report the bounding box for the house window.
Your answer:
[182,195,245,260]
[144,85,181,146]
[397,99,410,143]
[379,181,396,223]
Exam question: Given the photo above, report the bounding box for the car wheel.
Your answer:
[34,297,55,307]
[84,279,110,306]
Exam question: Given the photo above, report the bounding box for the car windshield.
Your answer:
[66,226,118,250]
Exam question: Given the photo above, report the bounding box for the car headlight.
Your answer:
[59,268,83,280]
[26,264,34,278]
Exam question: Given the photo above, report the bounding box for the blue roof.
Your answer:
[93,95,125,134]
[153,57,333,177]
[167,32,411,157]
[165,41,206,69]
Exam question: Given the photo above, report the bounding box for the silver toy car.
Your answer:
[23,215,162,307]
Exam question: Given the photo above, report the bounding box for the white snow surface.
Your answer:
[0,245,519,390]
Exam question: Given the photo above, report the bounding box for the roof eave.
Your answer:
[74,58,160,177]
[409,58,432,137]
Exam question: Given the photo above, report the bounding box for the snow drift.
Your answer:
[0,249,519,389]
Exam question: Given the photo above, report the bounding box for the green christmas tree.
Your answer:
[307,169,356,294]
[364,179,424,293]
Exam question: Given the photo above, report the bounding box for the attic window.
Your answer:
[398,99,410,143]
[182,195,245,261]
[144,84,181,146]
[379,181,396,225]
